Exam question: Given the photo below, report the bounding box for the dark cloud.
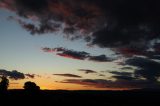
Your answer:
[42,47,113,62]
[0,69,37,80]
[113,48,145,57]
[110,71,137,81]
[113,46,160,60]
[56,52,88,60]
[126,57,160,82]
[60,78,160,89]
[87,0,160,50]
[112,76,136,81]
[78,69,97,74]
[120,67,134,70]
[1,0,160,59]
[61,79,110,88]
[42,47,56,53]
[0,69,25,80]
[42,47,89,60]
[1,0,160,52]
[110,71,132,77]
[59,64,160,89]
[15,0,48,13]
[25,74,35,79]
[88,55,113,62]
[0,0,104,36]
[53,74,82,78]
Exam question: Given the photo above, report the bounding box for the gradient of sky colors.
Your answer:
[0,0,160,90]
[0,9,118,90]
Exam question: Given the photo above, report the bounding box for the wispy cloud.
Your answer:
[78,69,97,74]
[25,74,36,79]
[53,74,82,78]
[60,78,160,89]
[42,47,113,62]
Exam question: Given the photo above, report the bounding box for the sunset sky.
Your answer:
[0,0,160,90]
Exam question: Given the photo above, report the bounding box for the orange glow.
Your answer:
[8,76,130,91]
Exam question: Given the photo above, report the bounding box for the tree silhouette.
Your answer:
[24,81,40,92]
[0,76,9,93]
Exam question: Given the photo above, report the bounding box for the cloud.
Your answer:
[1,0,160,59]
[61,79,110,88]
[42,47,89,60]
[112,76,136,81]
[85,1,160,52]
[125,57,160,82]
[113,48,145,57]
[60,78,160,89]
[1,1,160,57]
[0,69,37,80]
[88,55,113,62]
[110,71,137,81]
[120,67,134,70]
[60,64,160,89]
[110,71,133,77]
[0,69,25,80]
[0,0,104,36]
[1,0,160,62]
[112,45,160,60]
[53,74,82,78]
[42,47,113,62]
[78,69,97,74]
[25,74,35,79]
[0,0,16,11]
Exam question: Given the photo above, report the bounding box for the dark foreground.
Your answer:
[0,89,160,106]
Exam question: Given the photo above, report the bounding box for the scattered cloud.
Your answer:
[110,71,133,77]
[25,74,36,79]
[0,69,37,80]
[88,55,113,62]
[60,62,160,89]
[120,67,134,70]
[110,71,138,81]
[112,76,136,81]
[78,69,97,74]
[42,47,89,60]
[60,78,160,89]
[42,47,113,62]
[0,69,25,80]
[53,74,82,78]
[125,57,160,82]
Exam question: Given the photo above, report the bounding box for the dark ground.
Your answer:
[0,89,160,106]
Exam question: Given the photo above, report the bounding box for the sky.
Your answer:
[0,0,160,90]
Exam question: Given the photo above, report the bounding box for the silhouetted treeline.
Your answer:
[0,89,160,106]
[0,76,9,94]
[0,77,160,105]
